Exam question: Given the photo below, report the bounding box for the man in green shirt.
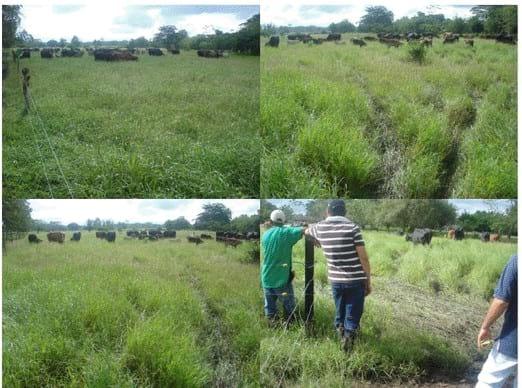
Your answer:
[261,209,304,325]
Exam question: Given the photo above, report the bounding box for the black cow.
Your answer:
[480,232,490,242]
[351,38,366,47]
[96,231,107,239]
[106,231,116,242]
[127,230,139,238]
[61,48,83,57]
[40,48,54,58]
[149,230,163,238]
[170,48,180,54]
[163,230,177,238]
[187,236,203,245]
[326,33,341,41]
[71,232,81,241]
[197,49,224,58]
[407,229,433,245]
[94,49,138,61]
[148,48,164,56]
[496,34,516,44]
[47,232,65,243]
[454,227,465,241]
[200,234,213,240]
[265,36,280,48]
[28,234,42,243]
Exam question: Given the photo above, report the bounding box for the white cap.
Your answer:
[270,209,286,224]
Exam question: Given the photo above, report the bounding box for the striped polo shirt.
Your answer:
[308,216,366,284]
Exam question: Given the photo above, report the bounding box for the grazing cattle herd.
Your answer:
[265,31,517,49]
[9,45,231,64]
[26,230,260,247]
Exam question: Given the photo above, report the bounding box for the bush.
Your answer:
[408,43,427,64]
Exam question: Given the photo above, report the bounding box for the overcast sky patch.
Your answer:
[29,199,259,225]
[19,4,258,41]
[262,3,475,26]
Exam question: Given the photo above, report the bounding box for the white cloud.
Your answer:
[28,199,259,225]
[176,12,245,35]
[262,3,474,26]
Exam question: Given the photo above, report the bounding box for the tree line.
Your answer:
[261,5,517,36]
[261,199,517,236]
[2,6,259,55]
[2,201,260,241]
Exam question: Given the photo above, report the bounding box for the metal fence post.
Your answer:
[21,67,30,114]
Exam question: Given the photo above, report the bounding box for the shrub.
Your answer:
[408,43,426,64]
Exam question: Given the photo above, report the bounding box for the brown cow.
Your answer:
[187,236,203,245]
[465,39,474,47]
[490,234,500,242]
[47,232,65,243]
[448,229,456,239]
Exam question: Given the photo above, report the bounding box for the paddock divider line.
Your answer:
[15,67,55,198]
[28,93,74,198]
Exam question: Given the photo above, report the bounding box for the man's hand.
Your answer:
[365,278,372,296]
[477,327,492,349]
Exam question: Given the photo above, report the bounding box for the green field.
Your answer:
[261,35,517,198]
[3,231,263,387]
[260,230,515,386]
[3,51,259,198]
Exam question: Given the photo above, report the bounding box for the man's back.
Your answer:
[308,216,366,284]
[261,225,302,289]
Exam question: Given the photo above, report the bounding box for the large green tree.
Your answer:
[194,203,232,231]
[236,13,260,55]
[359,6,394,32]
[153,25,187,48]
[2,5,21,48]
[164,217,191,230]
[3,199,32,241]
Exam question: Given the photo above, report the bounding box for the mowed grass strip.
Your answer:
[3,231,263,387]
[260,230,514,385]
[261,35,516,198]
[3,52,260,198]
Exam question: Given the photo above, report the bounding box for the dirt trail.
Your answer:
[371,277,499,386]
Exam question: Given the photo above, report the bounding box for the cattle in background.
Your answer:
[287,40,300,45]
[480,232,490,242]
[379,38,402,48]
[61,48,84,57]
[163,230,177,238]
[326,33,341,41]
[94,49,138,61]
[169,48,180,54]
[351,38,366,47]
[407,32,420,41]
[106,231,116,242]
[148,48,164,56]
[187,236,203,245]
[246,232,260,240]
[197,49,224,58]
[363,36,377,41]
[311,38,324,45]
[224,238,242,248]
[288,33,312,42]
[28,234,42,243]
[448,229,456,239]
[443,33,459,44]
[40,48,54,58]
[490,233,500,242]
[496,34,516,44]
[266,36,280,47]
[96,231,107,239]
[407,229,432,245]
[454,227,465,240]
[465,39,474,47]
[149,230,163,239]
[200,234,213,240]
[127,230,139,238]
[421,37,432,47]
[47,232,65,243]
[71,232,81,241]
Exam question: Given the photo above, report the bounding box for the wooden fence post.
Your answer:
[21,67,30,114]
[304,236,314,333]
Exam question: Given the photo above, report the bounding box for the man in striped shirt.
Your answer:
[305,199,372,352]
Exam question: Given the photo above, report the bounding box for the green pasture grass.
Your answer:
[3,230,263,387]
[260,228,513,385]
[3,51,259,198]
[261,35,516,198]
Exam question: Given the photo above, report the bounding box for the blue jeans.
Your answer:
[263,283,295,319]
[331,282,365,334]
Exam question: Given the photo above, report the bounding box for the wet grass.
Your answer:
[3,51,260,198]
[3,231,262,387]
[260,229,514,385]
[261,35,516,198]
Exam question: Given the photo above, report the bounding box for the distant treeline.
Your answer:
[261,199,517,236]
[2,201,260,241]
[3,6,259,55]
[262,5,516,36]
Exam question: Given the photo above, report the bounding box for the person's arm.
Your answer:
[477,298,509,349]
[355,245,371,296]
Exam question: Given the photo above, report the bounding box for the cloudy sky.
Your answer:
[267,199,514,216]
[29,199,259,225]
[262,3,477,26]
[18,4,259,42]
